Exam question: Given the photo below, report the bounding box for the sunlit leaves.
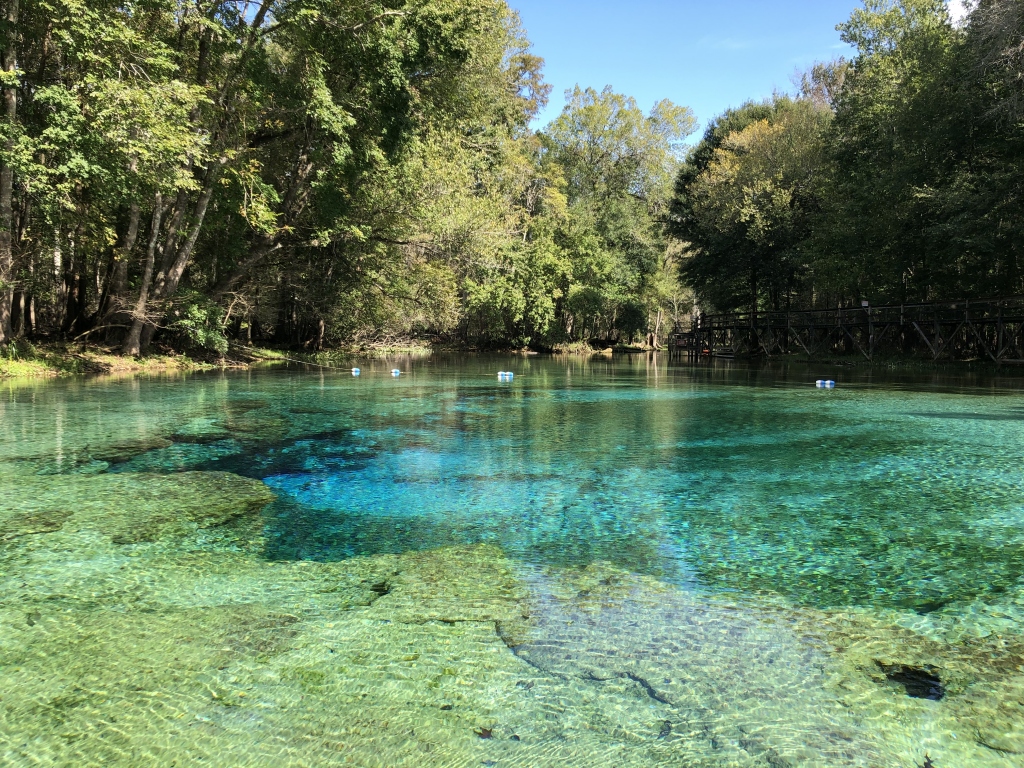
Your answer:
[545,85,695,205]
[674,98,830,312]
[675,0,1024,312]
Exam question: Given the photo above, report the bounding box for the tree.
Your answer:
[672,98,829,313]
[0,0,570,353]
[541,86,695,343]
[670,0,1024,317]
[970,0,1024,121]
[0,0,18,342]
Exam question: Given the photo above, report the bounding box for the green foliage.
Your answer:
[840,0,951,55]
[672,0,1024,313]
[673,98,830,312]
[814,0,1024,304]
[0,0,702,352]
[544,86,695,204]
[535,86,696,343]
[27,0,1024,353]
[167,294,229,355]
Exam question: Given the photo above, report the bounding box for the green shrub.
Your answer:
[168,295,229,355]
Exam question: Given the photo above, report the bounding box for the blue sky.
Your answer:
[510,1,968,138]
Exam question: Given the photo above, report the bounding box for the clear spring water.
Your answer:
[111,357,1024,611]
[2,355,1024,766]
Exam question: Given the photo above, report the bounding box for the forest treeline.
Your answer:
[0,0,694,354]
[0,0,1021,355]
[675,0,1024,318]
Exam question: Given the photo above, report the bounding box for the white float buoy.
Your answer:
[391,369,401,377]
[352,368,361,376]
[815,380,836,389]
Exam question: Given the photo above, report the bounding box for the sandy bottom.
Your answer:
[1,464,1023,767]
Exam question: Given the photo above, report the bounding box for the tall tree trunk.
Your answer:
[51,234,64,328]
[99,200,141,323]
[137,188,188,351]
[212,234,281,300]
[11,288,21,334]
[61,237,78,336]
[138,164,222,354]
[152,189,189,290]
[123,194,163,356]
[24,251,32,335]
[156,168,220,301]
[0,0,19,344]
[73,266,90,332]
[749,266,759,352]
[212,143,313,301]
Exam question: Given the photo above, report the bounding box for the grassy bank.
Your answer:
[0,340,440,380]
[0,342,218,379]
[244,341,434,367]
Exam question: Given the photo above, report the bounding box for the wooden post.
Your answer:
[867,305,874,360]
[997,305,1005,360]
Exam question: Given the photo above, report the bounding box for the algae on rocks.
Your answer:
[0,471,275,545]
[2,526,1024,766]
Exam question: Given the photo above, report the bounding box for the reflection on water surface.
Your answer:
[1,356,1023,766]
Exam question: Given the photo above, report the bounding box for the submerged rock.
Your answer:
[221,413,290,437]
[0,508,74,542]
[1,534,1023,768]
[170,417,234,444]
[877,662,945,700]
[369,544,531,628]
[960,676,1024,755]
[89,437,174,464]
[223,398,270,415]
[0,471,275,544]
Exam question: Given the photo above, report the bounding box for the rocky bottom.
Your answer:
[1,468,1023,767]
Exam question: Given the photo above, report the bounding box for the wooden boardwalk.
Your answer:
[669,297,1024,363]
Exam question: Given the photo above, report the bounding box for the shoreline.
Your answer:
[3,340,1022,381]
[0,345,217,379]
[0,342,435,380]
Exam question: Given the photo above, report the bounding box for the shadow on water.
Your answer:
[668,357,1024,394]
[259,495,692,585]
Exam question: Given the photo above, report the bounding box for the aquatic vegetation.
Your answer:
[1,359,1024,765]
[2,534,1021,766]
[1,472,274,545]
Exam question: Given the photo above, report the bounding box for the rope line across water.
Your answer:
[229,344,518,376]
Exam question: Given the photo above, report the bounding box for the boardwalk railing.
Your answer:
[669,297,1024,363]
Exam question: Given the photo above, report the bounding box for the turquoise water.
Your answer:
[110,357,1024,611]
[3,355,1024,766]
